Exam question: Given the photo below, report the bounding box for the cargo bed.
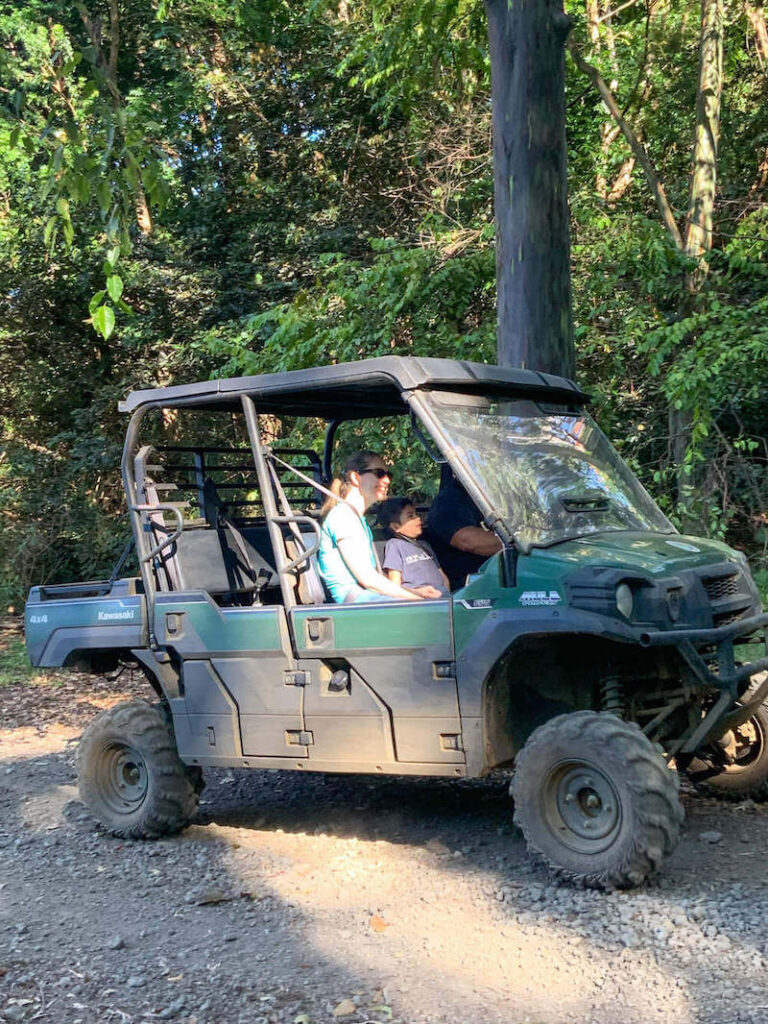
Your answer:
[25,577,148,667]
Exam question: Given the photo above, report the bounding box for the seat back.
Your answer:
[134,445,183,592]
[174,527,276,596]
[265,456,330,605]
[134,447,278,599]
[285,529,330,604]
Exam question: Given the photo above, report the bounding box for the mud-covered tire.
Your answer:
[690,697,768,801]
[77,699,199,839]
[511,711,683,889]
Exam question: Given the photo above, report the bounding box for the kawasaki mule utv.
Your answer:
[25,357,768,888]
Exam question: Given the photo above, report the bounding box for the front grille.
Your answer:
[703,573,739,601]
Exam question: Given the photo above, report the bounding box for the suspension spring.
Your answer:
[601,674,625,717]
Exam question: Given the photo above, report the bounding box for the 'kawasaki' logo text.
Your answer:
[98,609,136,621]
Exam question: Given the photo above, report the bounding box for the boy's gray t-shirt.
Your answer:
[382,537,446,592]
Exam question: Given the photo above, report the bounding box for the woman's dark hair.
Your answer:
[320,450,381,517]
[375,497,413,538]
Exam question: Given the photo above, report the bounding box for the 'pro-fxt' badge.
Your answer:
[519,590,562,607]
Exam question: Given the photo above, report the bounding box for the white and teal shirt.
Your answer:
[317,503,377,603]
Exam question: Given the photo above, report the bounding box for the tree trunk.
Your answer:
[670,0,723,521]
[744,1,768,67]
[484,0,574,378]
[684,0,724,276]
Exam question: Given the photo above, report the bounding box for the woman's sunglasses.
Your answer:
[360,467,392,479]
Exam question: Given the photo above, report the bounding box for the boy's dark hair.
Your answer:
[375,497,413,538]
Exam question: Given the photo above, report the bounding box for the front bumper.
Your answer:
[638,612,768,755]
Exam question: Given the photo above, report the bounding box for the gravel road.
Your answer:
[2,669,768,1024]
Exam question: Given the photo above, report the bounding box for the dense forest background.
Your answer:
[1,0,768,605]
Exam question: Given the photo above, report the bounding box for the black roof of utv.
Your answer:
[119,356,587,419]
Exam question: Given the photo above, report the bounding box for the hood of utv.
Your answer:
[531,531,740,576]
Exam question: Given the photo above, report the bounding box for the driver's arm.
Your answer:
[450,526,503,557]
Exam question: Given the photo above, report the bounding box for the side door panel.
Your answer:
[290,599,464,766]
[155,594,305,759]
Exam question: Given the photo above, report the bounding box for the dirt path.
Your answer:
[2,671,768,1024]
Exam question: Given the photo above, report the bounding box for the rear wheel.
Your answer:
[77,699,199,838]
[690,697,768,801]
[511,711,683,889]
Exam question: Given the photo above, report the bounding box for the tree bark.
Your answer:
[673,0,723,520]
[744,1,768,67]
[484,0,574,378]
[684,0,724,273]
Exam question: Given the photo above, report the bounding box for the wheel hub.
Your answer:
[97,742,149,815]
[716,716,764,772]
[544,761,622,853]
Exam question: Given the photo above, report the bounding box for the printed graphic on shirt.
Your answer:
[403,550,432,565]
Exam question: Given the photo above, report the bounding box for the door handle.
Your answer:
[305,617,333,646]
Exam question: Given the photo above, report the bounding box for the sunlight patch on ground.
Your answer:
[200,822,693,1024]
[0,724,80,760]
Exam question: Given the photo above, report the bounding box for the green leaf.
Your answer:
[88,290,107,315]
[96,180,111,216]
[43,215,58,247]
[64,122,82,145]
[9,126,20,149]
[56,197,70,220]
[106,207,120,238]
[92,305,115,340]
[107,275,123,303]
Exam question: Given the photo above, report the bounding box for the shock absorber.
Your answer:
[601,674,625,717]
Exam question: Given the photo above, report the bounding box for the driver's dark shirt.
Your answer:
[426,476,488,591]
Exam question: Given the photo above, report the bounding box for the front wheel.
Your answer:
[77,699,200,838]
[511,711,683,889]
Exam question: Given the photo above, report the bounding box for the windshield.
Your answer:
[423,392,675,549]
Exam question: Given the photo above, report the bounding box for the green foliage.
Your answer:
[0,637,37,686]
[204,235,496,377]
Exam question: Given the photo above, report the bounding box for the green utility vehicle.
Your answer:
[25,357,768,888]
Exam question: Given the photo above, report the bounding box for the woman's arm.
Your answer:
[337,538,420,599]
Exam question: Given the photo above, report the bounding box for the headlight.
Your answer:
[616,583,634,619]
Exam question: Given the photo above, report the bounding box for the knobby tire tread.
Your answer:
[512,711,683,889]
[78,699,199,840]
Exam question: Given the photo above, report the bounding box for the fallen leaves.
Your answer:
[369,914,392,933]
[193,888,235,906]
[332,998,357,1017]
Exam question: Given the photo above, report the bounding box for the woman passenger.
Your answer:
[317,451,441,603]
